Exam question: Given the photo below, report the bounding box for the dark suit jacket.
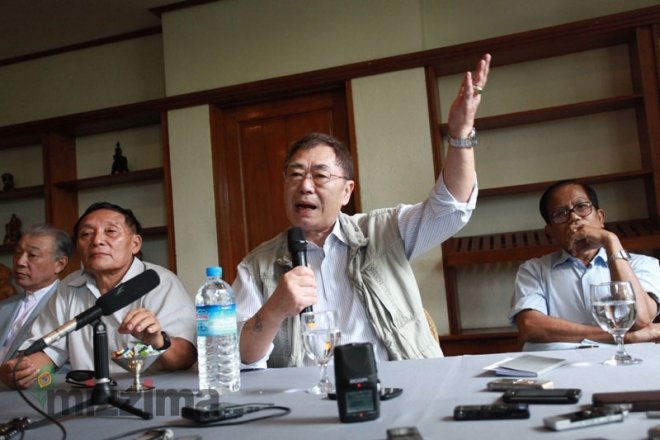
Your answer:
[0,281,58,363]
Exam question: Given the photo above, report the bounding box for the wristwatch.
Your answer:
[156,331,172,350]
[608,249,631,265]
[447,127,477,148]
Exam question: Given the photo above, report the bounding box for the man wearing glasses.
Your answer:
[510,180,660,350]
[236,54,491,368]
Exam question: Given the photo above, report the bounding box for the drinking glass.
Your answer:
[590,281,641,366]
[301,310,341,395]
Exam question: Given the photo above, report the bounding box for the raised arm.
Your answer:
[444,53,491,202]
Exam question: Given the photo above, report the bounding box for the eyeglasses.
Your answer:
[65,370,116,388]
[549,201,594,224]
[283,166,348,187]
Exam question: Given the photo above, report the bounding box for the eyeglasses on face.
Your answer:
[283,166,348,187]
[550,201,594,224]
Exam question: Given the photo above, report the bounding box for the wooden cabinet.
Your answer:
[428,8,660,352]
[0,102,175,274]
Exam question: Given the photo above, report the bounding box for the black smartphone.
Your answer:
[503,388,581,404]
[327,387,402,401]
[453,403,530,420]
[543,407,626,431]
[387,426,423,439]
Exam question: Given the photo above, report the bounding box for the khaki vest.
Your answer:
[242,208,443,368]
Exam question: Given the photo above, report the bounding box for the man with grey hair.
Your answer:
[0,224,72,370]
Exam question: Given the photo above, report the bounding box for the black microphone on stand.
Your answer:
[287,226,312,314]
[23,269,160,356]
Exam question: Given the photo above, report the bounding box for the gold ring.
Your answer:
[473,85,483,95]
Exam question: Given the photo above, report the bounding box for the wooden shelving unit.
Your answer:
[0,103,175,274]
[428,8,660,352]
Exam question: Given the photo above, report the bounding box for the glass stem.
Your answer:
[613,334,627,360]
[319,363,328,385]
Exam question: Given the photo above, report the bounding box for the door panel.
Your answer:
[213,89,351,281]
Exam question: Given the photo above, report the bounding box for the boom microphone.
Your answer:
[23,269,160,356]
[287,227,312,314]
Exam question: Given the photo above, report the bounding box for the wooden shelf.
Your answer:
[141,225,168,237]
[0,101,164,150]
[0,185,44,200]
[54,167,164,190]
[478,170,652,199]
[434,9,660,346]
[440,94,643,134]
[445,219,660,267]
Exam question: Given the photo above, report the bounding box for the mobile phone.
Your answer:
[543,407,626,431]
[453,403,530,420]
[327,387,403,401]
[593,390,660,411]
[387,426,423,439]
[503,388,581,404]
[487,378,553,391]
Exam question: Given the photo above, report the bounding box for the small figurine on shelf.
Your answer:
[1,172,14,191]
[111,142,129,175]
[3,213,21,245]
[0,262,17,301]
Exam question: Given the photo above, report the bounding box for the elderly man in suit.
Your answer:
[0,225,72,369]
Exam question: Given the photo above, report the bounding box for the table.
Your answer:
[3,342,660,439]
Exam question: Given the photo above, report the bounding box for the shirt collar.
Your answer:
[25,279,58,303]
[66,257,145,296]
[551,247,608,269]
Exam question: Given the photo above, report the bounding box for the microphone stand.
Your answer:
[50,319,152,420]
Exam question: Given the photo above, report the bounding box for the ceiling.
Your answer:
[0,0,180,62]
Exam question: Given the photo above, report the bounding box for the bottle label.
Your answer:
[196,304,237,337]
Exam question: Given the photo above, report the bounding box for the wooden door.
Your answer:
[212,89,353,282]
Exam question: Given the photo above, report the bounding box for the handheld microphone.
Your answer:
[23,269,160,356]
[287,227,312,314]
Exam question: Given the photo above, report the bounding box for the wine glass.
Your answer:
[590,281,641,366]
[301,310,341,395]
[112,344,163,392]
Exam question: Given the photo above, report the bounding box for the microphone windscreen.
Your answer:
[96,269,160,315]
[287,227,307,253]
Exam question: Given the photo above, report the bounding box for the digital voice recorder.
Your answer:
[334,342,380,423]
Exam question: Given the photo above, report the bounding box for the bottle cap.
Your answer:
[206,266,222,278]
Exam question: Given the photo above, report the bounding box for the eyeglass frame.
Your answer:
[549,201,594,224]
[283,164,349,187]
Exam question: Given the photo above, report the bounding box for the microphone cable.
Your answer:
[11,353,67,439]
[101,404,292,440]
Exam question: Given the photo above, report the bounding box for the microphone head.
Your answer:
[287,226,307,253]
[96,269,160,315]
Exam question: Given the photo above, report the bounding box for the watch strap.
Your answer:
[447,127,477,148]
[157,331,172,350]
[608,249,631,265]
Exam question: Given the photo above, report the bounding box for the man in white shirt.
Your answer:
[0,225,72,374]
[2,203,196,389]
[235,54,491,368]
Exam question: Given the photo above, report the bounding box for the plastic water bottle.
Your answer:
[196,266,240,393]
